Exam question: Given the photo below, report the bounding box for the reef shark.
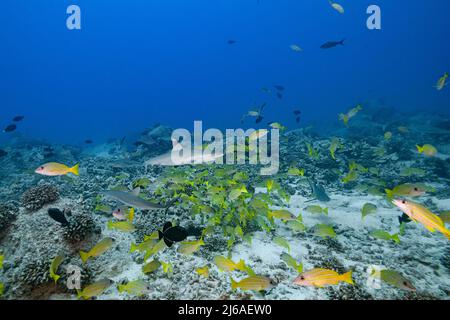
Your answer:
[144,140,224,169]
[102,188,165,210]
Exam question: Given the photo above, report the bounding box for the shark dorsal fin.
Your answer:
[132,187,140,196]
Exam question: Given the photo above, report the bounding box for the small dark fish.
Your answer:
[48,208,70,226]
[274,85,285,92]
[255,116,263,124]
[276,92,283,100]
[398,213,412,225]
[320,39,345,49]
[308,179,330,202]
[85,140,93,144]
[296,116,301,124]
[13,115,24,122]
[3,124,17,133]
[0,149,7,157]
[158,222,188,247]
[227,40,237,45]
[293,110,301,116]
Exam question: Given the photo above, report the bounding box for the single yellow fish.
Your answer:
[369,230,400,243]
[142,259,161,274]
[370,268,415,291]
[130,239,157,253]
[0,255,3,269]
[287,167,305,176]
[107,220,136,233]
[49,254,64,284]
[77,279,113,300]
[416,144,437,157]
[143,231,160,241]
[294,268,353,287]
[339,105,362,126]
[342,170,358,184]
[35,162,79,176]
[392,199,450,240]
[435,72,448,90]
[384,131,392,140]
[280,253,303,273]
[117,279,152,296]
[385,184,426,199]
[361,203,377,220]
[305,205,328,215]
[269,122,286,131]
[231,276,272,291]
[268,210,297,221]
[196,266,210,278]
[214,256,246,272]
[80,238,114,263]
[177,239,205,255]
[273,236,290,253]
[329,137,342,160]
[287,220,306,233]
[314,224,336,238]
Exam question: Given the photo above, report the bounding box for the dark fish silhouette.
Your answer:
[308,179,330,202]
[276,92,283,100]
[13,116,24,122]
[274,85,285,91]
[296,116,301,124]
[293,110,301,116]
[48,208,70,226]
[255,115,263,124]
[85,140,93,144]
[158,222,188,247]
[0,150,7,157]
[321,39,345,49]
[398,213,412,225]
[3,124,17,133]
[228,40,237,45]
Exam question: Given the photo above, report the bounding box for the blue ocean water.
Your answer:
[1,1,449,143]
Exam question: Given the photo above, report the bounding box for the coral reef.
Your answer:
[0,204,16,234]
[1,110,450,300]
[62,212,99,243]
[21,184,59,212]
